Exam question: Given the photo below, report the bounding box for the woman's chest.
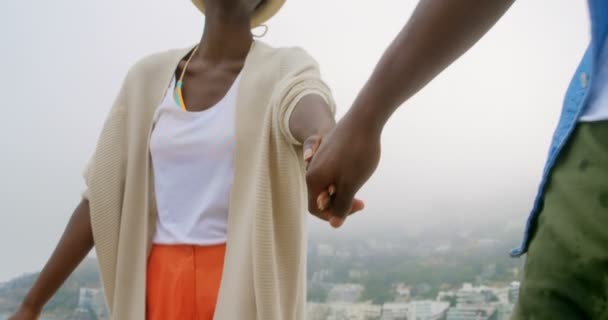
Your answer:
[150,79,237,164]
[179,64,243,113]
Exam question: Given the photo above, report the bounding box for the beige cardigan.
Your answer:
[82,41,335,320]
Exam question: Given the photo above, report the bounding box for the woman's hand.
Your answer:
[8,305,41,320]
[303,134,365,224]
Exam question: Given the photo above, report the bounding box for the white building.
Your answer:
[381,301,449,320]
[446,305,497,320]
[456,283,493,305]
[75,288,107,319]
[508,282,520,304]
[409,300,450,320]
[307,302,381,320]
[437,290,457,302]
[381,303,410,320]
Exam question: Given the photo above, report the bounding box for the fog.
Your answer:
[0,0,589,281]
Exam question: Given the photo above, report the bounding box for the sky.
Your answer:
[0,1,590,282]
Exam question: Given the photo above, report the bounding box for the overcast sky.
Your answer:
[0,1,589,281]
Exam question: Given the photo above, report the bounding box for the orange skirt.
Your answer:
[146,244,226,320]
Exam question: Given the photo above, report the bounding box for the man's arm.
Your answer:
[289,94,365,220]
[306,0,515,227]
[351,0,515,129]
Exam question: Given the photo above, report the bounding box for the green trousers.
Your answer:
[513,121,608,320]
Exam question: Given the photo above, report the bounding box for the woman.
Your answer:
[9,0,363,319]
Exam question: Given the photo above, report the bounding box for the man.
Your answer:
[306,1,608,318]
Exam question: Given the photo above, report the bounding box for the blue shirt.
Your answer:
[580,35,608,121]
[511,0,608,257]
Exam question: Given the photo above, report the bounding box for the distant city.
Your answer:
[1,220,524,320]
[308,281,519,320]
[0,282,520,320]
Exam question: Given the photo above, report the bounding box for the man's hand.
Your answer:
[305,113,380,228]
[304,133,366,224]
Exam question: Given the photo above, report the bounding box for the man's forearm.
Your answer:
[350,0,515,131]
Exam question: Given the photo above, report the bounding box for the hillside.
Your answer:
[0,258,101,318]
[0,219,526,315]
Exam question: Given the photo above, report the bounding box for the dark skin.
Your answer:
[306,0,516,228]
[176,0,259,112]
[9,0,361,318]
[10,200,93,320]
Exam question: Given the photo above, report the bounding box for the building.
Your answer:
[496,303,514,320]
[437,290,457,302]
[73,288,108,320]
[77,288,96,311]
[456,284,495,305]
[508,282,520,304]
[494,287,510,305]
[307,302,381,320]
[334,303,382,320]
[381,302,410,320]
[360,304,383,320]
[327,284,365,303]
[408,300,450,320]
[446,305,498,320]
[381,301,449,320]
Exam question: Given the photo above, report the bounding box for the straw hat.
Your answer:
[191,0,286,27]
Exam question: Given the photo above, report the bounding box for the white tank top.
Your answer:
[150,76,239,245]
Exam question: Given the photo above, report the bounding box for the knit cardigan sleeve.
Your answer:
[81,76,129,200]
[80,69,133,313]
[275,48,336,146]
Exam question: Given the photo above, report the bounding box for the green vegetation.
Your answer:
[3,221,525,313]
[307,286,329,303]
[0,259,100,317]
[307,221,524,304]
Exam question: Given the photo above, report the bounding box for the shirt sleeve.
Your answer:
[81,76,129,200]
[276,48,336,146]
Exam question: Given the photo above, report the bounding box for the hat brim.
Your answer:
[192,0,285,28]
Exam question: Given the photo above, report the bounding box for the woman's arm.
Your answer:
[10,199,94,319]
[289,94,335,146]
